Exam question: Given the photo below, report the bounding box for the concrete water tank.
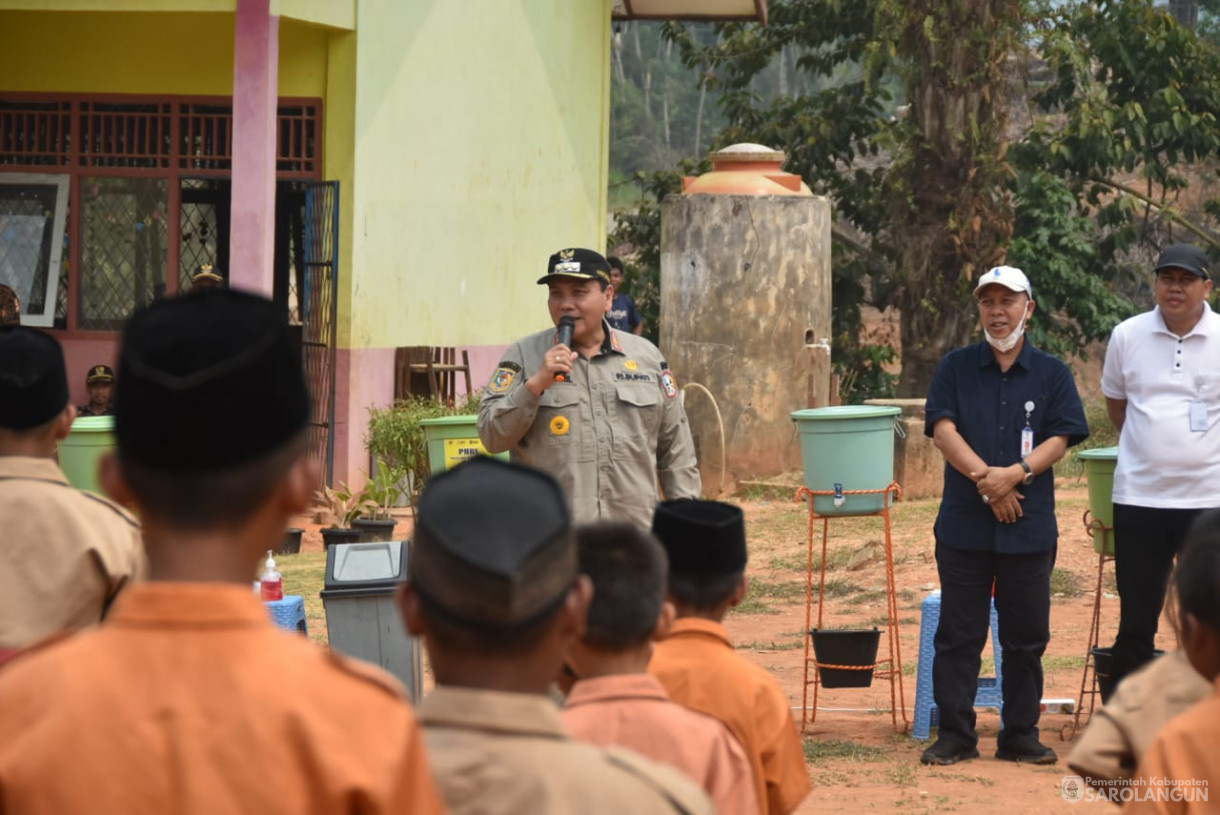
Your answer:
[660,143,831,492]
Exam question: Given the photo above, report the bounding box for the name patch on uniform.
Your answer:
[549,415,571,436]
[615,372,653,383]
[624,359,638,371]
[661,369,678,398]
[489,362,522,393]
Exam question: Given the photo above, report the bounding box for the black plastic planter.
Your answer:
[277,528,304,555]
[321,528,362,550]
[810,627,881,688]
[352,517,397,542]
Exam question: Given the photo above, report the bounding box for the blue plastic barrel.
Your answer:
[790,405,901,515]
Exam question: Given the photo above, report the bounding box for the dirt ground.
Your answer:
[292,480,1166,814]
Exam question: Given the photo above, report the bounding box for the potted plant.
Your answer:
[366,393,482,510]
[278,527,304,555]
[351,460,406,542]
[810,627,882,688]
[315,482,369,549]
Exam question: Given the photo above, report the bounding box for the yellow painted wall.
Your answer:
[0,11,327,98]
[0,0,354,30]
[346,0,611,349]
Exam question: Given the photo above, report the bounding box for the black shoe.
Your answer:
[995,739,1058,765]
[920,739,980,766]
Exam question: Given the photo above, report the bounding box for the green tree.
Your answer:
[650,0,1220,396]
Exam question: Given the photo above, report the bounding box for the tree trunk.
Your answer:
[890,0,1021,396]
[778,44,789,97]
[694,75,707,156]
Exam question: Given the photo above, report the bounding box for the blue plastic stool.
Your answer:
[912,589,1003,740]
[265,595,308,637]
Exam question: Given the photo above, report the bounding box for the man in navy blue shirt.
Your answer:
[922,266,1089,767]
[606,256,643,335]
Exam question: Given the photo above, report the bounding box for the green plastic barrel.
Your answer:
[60,415,115,494]
[419,415,508,475]
[1078,446,1119,554]
[790,406,901,515]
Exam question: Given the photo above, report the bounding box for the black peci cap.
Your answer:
[537,248,612,286]
[114,289,310,472]
[0,327,69,430]
[1155,244,1210,279]
[652,499,748,576]
[410,456,577,629]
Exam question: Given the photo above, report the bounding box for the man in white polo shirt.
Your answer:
[1102,243,1220,689]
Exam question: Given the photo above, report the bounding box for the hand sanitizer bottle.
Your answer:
[260,550,283,602]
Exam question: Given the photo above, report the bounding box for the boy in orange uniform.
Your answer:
[563,521,759,814]
[0,290,444,814]
[648,499,812,815]
[1127,512,1220,814]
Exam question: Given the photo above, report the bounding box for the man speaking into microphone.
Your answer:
[478,247,701,528]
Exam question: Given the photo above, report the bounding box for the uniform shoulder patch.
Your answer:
[325,649,409,702]
[488,361,522,394]
[660,369,678,399]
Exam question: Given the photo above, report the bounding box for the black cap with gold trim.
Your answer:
[85,364,115,385]
[191,264,226,287]
[410,456,576,629]
[536,248,612,285]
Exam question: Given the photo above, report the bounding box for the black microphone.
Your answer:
[554,316,575,382]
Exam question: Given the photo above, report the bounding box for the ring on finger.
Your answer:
[981,494,991,504]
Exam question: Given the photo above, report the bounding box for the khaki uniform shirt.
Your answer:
[564,673,760,815]
[1068,649,1211,787]
[0,583,445,814]
[478,322,700,528]
[650,618,812,815]
[419,685,713,815]
[0,456,145,650]
[1127,679,1220,814]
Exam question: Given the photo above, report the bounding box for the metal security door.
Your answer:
[299,181,339,488]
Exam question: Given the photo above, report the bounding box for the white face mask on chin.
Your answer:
[984,306,1030,353]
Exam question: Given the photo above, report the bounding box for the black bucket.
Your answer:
[352,517,397,542]
[810,628,881,688]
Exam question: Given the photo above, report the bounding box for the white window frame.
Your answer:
[0,173,69,328]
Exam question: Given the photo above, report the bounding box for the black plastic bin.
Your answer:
[810,628,882,688]
[321,540,423,703]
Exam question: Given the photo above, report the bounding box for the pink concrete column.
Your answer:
[229,0,279,294]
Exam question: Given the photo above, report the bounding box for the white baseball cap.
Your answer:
[974,265,1031,297]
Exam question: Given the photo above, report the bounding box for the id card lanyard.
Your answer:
[1021,400,1035,459]
[1190,375,1208,433]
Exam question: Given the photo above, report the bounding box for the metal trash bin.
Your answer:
[320,540,423,703]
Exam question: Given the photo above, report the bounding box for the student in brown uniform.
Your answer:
[1127,512,1220,814]
[0,327,144,656]
[563,520,760,815]
[0,290,444,814]
[649,499,812,815]
[398,456,713,815]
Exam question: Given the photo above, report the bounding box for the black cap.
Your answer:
[411,457,576,629]
[0,327,69,430]
[537,248,612,285]
[114,289,310,472]
[1155,244,1210,279]
[652,499,748,576]
[85,364,115,385]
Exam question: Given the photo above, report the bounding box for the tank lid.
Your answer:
[70,415,115,431]
[791,406,902,421]
[711,142,787,163]
[1076,446,1119,460]
[419,415,479,426]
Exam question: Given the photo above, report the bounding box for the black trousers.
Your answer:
[933,541,1055,748]
[1109,503,1203,686]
